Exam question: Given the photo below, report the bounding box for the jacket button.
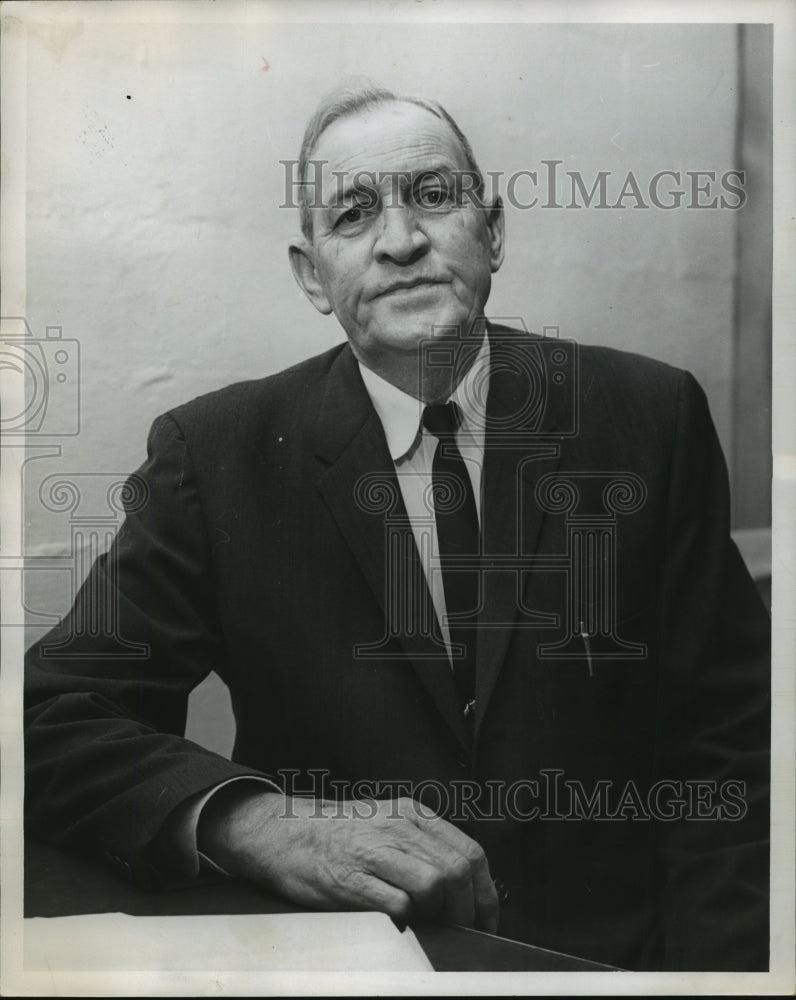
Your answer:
[494,879,510,904]
[455,750,470,769]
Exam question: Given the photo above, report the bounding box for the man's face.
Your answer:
[289,102,504,373]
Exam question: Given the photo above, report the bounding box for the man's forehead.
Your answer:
[312,101,469,178]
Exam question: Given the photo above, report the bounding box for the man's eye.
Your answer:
[338,206,363,225]
[418,188,453,208]
[333,203,377,231]
[415,184,454,209]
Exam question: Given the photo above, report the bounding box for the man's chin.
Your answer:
[369,311,481,351]
[374,328,460,355]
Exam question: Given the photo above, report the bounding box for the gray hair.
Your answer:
[296,80,485,240]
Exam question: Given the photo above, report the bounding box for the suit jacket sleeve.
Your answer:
[24,412,267,889]
[654,370,770,970]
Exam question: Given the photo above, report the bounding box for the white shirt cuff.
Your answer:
[170,775,280,879]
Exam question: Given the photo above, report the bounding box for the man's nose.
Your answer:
[373,205,430,264]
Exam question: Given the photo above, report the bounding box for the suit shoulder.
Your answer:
[575,342,689,393]
[494,325,692,397]
[572,341,704,421]
[570,342,713,462]
[162,341,348,431]
[496,327,699,419]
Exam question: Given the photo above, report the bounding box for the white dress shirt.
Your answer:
[357,333,490,657]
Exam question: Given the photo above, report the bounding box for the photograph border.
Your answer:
[1,1,793,995]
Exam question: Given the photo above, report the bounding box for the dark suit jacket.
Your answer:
[25,327,770,971]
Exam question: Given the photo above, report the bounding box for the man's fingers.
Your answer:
[364,849,446,918]
[363,820,478,927]
[374,835,475,927]
[439,853,477,928]
[402,799,499,931]
[352,873,414,926]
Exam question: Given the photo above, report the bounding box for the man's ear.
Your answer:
[288,240,333,315]
[485,196,505,273]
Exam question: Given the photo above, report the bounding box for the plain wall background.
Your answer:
[16,20,772,742]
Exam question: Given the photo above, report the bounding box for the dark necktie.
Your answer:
[422,401,479,716]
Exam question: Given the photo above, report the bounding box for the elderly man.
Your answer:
[25,84,770,971]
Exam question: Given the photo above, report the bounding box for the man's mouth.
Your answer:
[374,278,447,299]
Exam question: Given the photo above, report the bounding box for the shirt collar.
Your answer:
[358,333,491,461]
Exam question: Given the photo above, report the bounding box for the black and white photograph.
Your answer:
[1,0,793,994]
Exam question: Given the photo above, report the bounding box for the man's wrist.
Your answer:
[197,786,288,877]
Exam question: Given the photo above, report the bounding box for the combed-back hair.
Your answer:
[296,79,485,239]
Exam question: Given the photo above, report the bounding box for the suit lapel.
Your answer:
[474,330,573,733]
[313,346,467,747]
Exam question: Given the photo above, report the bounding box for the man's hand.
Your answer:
[198,788,498,932]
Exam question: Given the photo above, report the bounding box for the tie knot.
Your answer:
[422,401,461,439]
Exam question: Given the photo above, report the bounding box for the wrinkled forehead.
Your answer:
[312,101,471,187]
